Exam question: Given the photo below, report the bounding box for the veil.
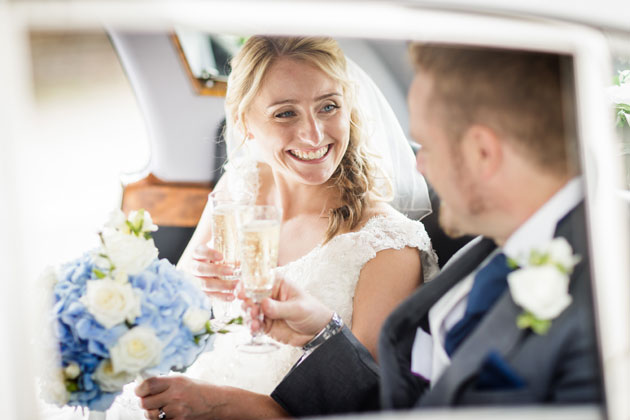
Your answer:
[223,57,432,220]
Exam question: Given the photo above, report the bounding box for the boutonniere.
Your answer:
[506,237,581,335]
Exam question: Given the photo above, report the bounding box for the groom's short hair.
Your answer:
[409,43,579,176]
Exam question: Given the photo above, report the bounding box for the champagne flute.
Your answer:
[237,204,282,353]
[207,190,253,324]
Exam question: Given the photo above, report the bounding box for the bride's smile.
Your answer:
[245,57,350,186]
[287,144,332,162]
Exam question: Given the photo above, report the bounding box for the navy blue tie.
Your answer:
[444,252,513,356]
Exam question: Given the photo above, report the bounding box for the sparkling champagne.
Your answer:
[212,204,242,279]
[240,219,281,301]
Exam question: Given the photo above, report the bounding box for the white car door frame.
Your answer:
[1,2,628,419]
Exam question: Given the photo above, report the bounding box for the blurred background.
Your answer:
[22,31,149,277]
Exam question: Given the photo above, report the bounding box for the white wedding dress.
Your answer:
[185,209,439,394]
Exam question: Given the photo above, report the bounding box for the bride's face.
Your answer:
[244,57,351,186]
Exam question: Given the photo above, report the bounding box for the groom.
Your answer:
[259,44,602,415]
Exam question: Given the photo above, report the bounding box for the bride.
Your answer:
[116,35,438,419]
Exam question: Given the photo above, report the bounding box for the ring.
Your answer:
[158,408,166,420]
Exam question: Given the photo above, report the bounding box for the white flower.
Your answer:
[105,209,129,232]
[102,230,158,275]
[63,362,80,379]
[606,84,630,105]
[81,279,141,329]
[110,326,162,374]
[113,269,129,284]
[129,209,158,234]
[183,307,211,333]
[545,237,581,273]
[93,359,136,392]
[39,369,70,406]
[508,265,573,320]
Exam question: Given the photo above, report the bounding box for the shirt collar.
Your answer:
[503,177,584,262]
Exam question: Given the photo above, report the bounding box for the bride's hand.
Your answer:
[136,376,221,420]
[190,243,238,301]
[240,275,334,347]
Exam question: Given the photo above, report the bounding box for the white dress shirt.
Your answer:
[411,177,584,384]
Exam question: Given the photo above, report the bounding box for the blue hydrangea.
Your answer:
[51,250,215,411]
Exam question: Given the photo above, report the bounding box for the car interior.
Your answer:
[110,30,474,266]
[1,3,629,419]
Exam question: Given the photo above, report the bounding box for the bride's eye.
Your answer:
[321,103,339,113]
[275,110,296,118]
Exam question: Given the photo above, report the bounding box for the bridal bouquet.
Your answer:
[40,209,218,411]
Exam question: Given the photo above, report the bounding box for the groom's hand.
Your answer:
[240,275,333,347]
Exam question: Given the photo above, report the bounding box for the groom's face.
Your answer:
[409,72,483,238]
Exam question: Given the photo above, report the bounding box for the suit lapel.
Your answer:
[384,237,497,338]
[420,291,526,405]
[420,201,587,406]
[379,237,497,409]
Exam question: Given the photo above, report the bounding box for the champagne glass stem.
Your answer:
[238,300,278,353]
[249,301,265,343]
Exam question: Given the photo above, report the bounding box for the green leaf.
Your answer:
[65,379,79,392]
[133,209,145,234]
[143,231,152,240]
[554,262,569,275]
[92,268,106,279]
[617,103,630,113]
[205,320,215,335]
[125,220,136,235]
[193,336,201,345]
[516,311,551,335]
[136,219,144,234]
[530,318,551,335]
[506,257,520,270]
[226,316,244,325]
[218,329,229,334]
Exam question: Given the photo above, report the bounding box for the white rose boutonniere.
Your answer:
[507,237,581,334]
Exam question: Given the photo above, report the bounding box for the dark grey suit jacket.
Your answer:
[271,202,602,416]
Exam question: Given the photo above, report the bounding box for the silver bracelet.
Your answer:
[302,312,344,351]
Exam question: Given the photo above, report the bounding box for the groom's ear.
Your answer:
[460,124,503,180]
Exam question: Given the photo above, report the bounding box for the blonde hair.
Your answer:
[226,36,381,242]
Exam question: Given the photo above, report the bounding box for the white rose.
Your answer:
[129,210,158,234]
[110,326,162,374]
[105,208,129,232]
[183,307,211,333]
[81,279,141,329]
[113,269,129,284]
[545,237,580,272]
[102,230,158,275]
[40,368,70,406]
[93,359,136,392]
[63,362,80,379]
[508,265,573,320]
[606,84,630,105]
[92,251,111,272]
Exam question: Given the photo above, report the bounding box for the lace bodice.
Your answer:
[182,210,438,396]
